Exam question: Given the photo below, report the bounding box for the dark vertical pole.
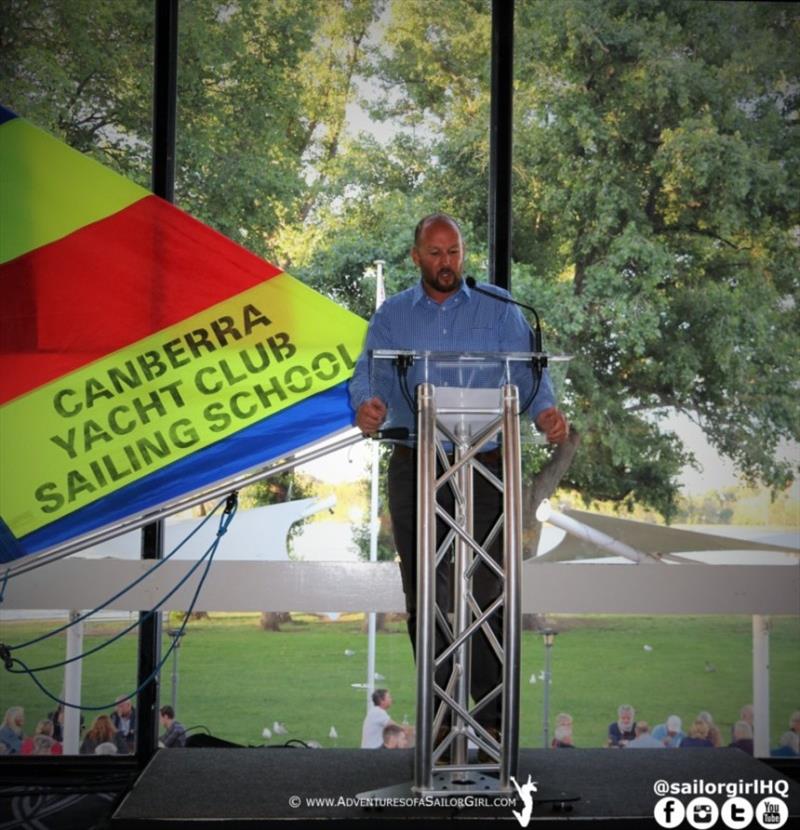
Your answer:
[488,0,514,290]
[136,0,178,767]
[152,0,178,202]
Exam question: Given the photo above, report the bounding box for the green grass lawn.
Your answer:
[1,613,797,750]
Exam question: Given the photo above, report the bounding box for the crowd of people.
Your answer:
[356,692,800,756]
[551,704,800,756]
[0,698,187,755]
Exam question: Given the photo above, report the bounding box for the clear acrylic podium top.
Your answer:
[370,350,571,443]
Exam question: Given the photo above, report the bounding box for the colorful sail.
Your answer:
[0,106,367,564]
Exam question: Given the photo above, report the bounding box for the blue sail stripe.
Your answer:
[2,384,355,562]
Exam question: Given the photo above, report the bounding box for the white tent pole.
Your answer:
[752,614,771,757]
[366,259,386,710]
[62,610,84,755]
[536,500,656,564]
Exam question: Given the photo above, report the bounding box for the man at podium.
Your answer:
[349,213,568,747]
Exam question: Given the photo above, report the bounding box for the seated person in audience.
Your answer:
[697,710,721,747]
[729,720,753,755]
[553,724,575,748]
[652,715,684,748]
[0,707,25,754]
[47,706,64,742]
[159,705,187,748]
[680,719,714,748]
[80,715,128,755]
[551,713,573,748]
[47,704,83,742]
[382,723,410,749]
[110,696,136,754]
[21,719,62,755]
[30,735,59,755]
[626,721,664,749]
[738,704,753,732]
[607,704,636,747]
[771,731,800,758]
[790,710,800,737]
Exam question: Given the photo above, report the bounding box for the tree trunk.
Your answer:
[259,612,290,631]
[361,612,388,633]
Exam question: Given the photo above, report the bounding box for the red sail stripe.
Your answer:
[0,195,281,404]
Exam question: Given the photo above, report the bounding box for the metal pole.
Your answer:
[152,0,178,203]
[414,383,437,791]
[752,614,770,757]
[535,500,655,564]
[171,639,179,714]
[542,638,552,748]
[500,384,522,787]
[63,611,84,755]
[167,629,183,714]
[366,259,386,709]
[488,0,514,290]
[136,521,164,763]
[452,441,473,768]
[366,440,379,707]
[136,0,178,767]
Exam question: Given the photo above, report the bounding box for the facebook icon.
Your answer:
[654,796,685,828]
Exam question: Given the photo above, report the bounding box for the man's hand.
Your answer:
[535,406,569,445]
[356,397,388,435]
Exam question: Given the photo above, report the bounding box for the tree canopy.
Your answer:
[2,0,797,519]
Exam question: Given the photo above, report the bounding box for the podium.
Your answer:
[360,350,570,799]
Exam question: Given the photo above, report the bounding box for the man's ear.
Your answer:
[410,246,420,268]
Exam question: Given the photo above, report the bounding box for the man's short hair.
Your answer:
[635,721,650,736]
[382,723,405,746]
[372,688,389,706]
[160,705,175,719]
[618,704,634,717]
[413,213,462,247]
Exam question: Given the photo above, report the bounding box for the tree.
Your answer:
[5,1,797,521]
[0,0,154,184]
[0,0,383,263]
[299,0,800,520]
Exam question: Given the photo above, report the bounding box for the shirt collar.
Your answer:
[411,278,472,307]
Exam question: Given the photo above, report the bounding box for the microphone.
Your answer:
[465,276,545,358]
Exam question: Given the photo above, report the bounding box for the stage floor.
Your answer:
[112,747,799,827]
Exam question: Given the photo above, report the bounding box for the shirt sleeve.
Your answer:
[348,303,396,412]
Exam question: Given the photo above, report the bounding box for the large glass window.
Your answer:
[1,0,796,764]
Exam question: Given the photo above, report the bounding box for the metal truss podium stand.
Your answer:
[359,350,555,801]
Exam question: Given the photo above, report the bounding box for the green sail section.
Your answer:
[0,116,149,264]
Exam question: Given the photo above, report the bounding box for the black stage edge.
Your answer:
[112,748,799,828]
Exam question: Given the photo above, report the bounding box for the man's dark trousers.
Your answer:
[388,444,504,731]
